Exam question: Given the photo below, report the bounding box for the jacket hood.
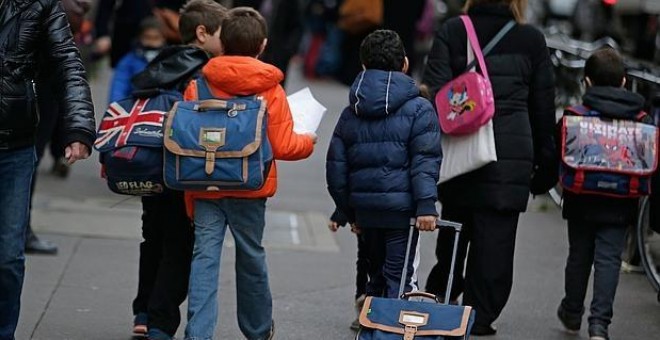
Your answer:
[349,70,420,118]
[132,46,209,91]
[583,86,646,119]
[201,56,283,95]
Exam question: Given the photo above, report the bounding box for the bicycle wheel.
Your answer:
[636,197,660,292]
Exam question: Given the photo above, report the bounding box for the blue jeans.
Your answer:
[185,199,272,340]
[0,147,35,340]
[561,219,627,328]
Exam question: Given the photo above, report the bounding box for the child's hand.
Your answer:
[350,223,362,235]
[328,221,340,232]
[416,215,437,231]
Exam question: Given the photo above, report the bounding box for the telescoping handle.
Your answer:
[398,218,463,305]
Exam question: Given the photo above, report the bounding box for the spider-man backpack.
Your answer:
[560,105,659,198]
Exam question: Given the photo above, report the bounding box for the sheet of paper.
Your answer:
[287,87,326,134]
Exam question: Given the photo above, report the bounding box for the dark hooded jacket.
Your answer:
[131,45,210,93]
[422,4,557,212]
[326,70,442,229]
[0,0,96,150]
[562,87,648,225]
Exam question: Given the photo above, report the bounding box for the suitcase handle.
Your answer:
[401,291,441,303]
[398,218,463,305]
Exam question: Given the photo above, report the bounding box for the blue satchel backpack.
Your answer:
[94,89,181,196]
[163,78,273,191]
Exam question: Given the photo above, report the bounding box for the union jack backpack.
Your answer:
[94,89,181,195]
[560,105,659,198]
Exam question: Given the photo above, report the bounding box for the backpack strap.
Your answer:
[195,77,214,100]
[565,105,595,116]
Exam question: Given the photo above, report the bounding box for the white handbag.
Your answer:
[438,33,498,183]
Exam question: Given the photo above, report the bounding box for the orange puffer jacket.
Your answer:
[182,56,315,216]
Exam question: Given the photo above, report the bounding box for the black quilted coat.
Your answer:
[0,0,95,150]
[422,4,557,212]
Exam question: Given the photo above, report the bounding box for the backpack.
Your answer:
[162,79,273,192]
[435,16,514,136]
[560,105,659,198]
[94,89,180,196]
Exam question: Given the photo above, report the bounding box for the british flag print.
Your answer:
[94,98,167,152]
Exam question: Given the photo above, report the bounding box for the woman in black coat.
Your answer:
[421,0,556,335]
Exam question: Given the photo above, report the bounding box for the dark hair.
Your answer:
[179,0,228,44]
[584,48,626,87]
[138,16,163,35]
[359,30,406,71]
[221,7,268,57]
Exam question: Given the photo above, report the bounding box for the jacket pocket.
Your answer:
[25,79,39,127]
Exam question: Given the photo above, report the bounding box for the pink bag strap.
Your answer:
[460,15,490,82]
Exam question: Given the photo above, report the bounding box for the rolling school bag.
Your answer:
[357,219,476,340]
[163,79,273,191]
[94,89,180,196]
[560,105,659,198]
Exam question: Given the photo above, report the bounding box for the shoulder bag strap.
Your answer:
[195,77,214,100]
[462,16,516,73]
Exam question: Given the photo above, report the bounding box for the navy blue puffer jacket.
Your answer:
[326,70,442,229]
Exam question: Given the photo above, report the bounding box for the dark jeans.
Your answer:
[561,219,627,327]
[363,228,419,298]
[0,147,35,340]
[133,190,194,336]
[426,207,519,327]
[355,234,369,299]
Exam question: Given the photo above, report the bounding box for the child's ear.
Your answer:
[621,77,627,88]
[196,25,207,44]
[258,38,268,57]
[402,57,409,74]
[584,76,593,88]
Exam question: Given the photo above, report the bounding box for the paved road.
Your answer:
[16,61,660,339]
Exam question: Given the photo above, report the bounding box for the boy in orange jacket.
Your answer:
[182,7,316,340]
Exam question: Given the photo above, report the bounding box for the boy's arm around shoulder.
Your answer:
[266,85,315,161]
[326,109,355,223]
[410,98,442,217]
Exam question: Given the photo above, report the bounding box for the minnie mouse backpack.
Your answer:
[435,16,515,135]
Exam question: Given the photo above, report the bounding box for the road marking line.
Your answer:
[290,214,301,245]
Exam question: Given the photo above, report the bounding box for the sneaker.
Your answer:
[147,328,172,340]
[267,321,275,340]
[589,324,609,340]
[351,294,366,331]
[133,313,148,336]
[470,324,497,336]
[557,304,581,334]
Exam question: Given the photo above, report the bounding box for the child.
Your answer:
[182,7,316,340]
[328,208,369,330]
[127,1,227,339]
[557,48,649,340]
[108,16,166,103]
[326,29,442,299]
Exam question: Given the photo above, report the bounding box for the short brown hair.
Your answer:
[464,0,527,23]
[179,0,228,44]
[585,48,626,87]
[221,7,268,57]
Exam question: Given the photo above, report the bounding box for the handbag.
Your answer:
[435,16,514,135]
[438,18,515,183]
[357,220,475,339]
